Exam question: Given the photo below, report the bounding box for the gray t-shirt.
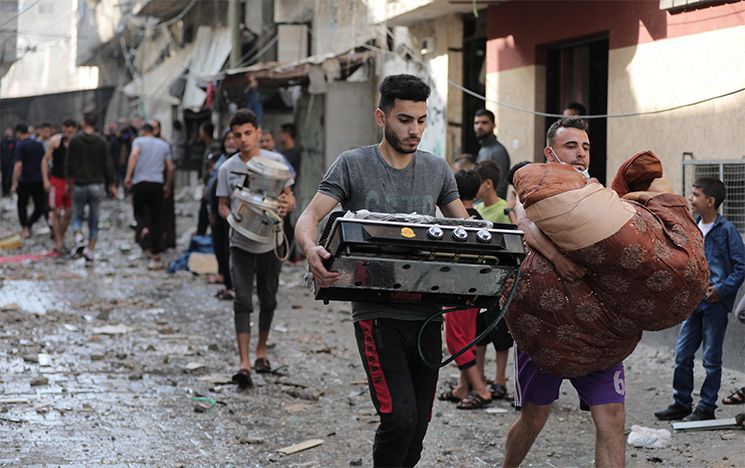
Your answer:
[131,136,171,185]
[216,150,293,254]
[318,144,460,322]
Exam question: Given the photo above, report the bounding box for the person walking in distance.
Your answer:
[65,113,117,265]
[1,127,16,196]
[124,123,174,269]
[11,124,46,238]
[42,119,78,253]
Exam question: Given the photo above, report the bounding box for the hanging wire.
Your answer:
[360,42,745,120]
[0,0,42,28]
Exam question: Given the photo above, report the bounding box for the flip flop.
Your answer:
[231,368,253,388]
[457,393,492,410]
[254,357,271,374]
[490,383,507,400]
[438,389,462,403]
[215,289,235,300]
[722,386,745,405]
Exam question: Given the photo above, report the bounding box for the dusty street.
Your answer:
[1,194,744,467]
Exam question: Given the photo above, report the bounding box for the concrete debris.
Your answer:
[91,324,132,335]
[30,376,49,386]
[277,439,324,455]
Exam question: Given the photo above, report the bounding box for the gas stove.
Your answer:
[313,212,525,307]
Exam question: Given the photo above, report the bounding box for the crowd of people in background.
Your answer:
[0,113,304,272]
[3,81,744,467]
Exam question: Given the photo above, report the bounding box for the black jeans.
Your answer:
[132,181,164,254]
[354,318,441,467]
[17,181,46,228]
[213,216,232,289]
[230,247,281,334]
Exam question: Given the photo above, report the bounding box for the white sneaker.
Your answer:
[82,248,94,266]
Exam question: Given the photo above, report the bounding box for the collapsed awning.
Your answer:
[122,42,195,105]
[181,26,231,111]
[219,50,375,88]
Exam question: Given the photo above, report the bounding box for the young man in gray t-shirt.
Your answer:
[296,74,468,467]
[216,109,295,388]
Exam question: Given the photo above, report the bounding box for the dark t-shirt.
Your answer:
[318,144,460,322]
[477,134,511,199]
[14,138,45,183]
[282,146,301,177]
[50,136,67,179]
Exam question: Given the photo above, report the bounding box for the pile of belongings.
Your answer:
[504,151,709,377]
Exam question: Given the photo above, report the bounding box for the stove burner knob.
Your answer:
[427,225,444,240]
[452,226,468,241]
[476,229,493,243]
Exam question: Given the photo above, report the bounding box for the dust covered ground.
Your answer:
[1,194,744,466]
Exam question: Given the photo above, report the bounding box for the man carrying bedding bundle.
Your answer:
[502,117,626,468]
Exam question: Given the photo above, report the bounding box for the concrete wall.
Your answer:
[607,25,745,194]
[485,64,545,164]
[324,80,378,168]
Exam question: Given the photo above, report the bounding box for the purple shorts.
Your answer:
[513,346,625,411]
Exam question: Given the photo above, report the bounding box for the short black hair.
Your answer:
[455,170,481,201]
[15,123,29,133]
[38,122,52,128]
[564,102,586,115]
[475,160,501,191]
[474,109,495,123]
[280,123,296,140]
[62,118,77,128]
[378,74,430,113]
[82,112,97,128]
[546,117,588,145]
[508,161,531,186]
[229,109,258,129]
[141,123,154,133]
[693,177,726,209]
[200,121,215,136]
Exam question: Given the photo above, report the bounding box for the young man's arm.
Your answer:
[514,197,585,281]
[123,146,140,189]
[708,224,745,303]
[218,196,231,220]
[41,136,59,192]
[11,160,21,194]
[163,159,175,198]
[295,192,342,287]
[439,198,469,219]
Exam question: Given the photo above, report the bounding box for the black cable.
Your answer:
[417,258,522,369]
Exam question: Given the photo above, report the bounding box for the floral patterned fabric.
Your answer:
[504,155,709,378]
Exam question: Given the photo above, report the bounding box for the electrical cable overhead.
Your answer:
[0,0,42,28]
[160,0,198,27]
[360,42,745,120]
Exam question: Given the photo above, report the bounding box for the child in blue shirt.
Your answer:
[656,177,745,421]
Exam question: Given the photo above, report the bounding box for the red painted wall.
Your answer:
[487,0,745,72]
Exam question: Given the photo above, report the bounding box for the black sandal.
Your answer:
[438,389,463,403]
[231,368,253,388]
[722,386,745,405]
[457,393,492,410]
[254,358,271,374]
[215,289,235,300]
